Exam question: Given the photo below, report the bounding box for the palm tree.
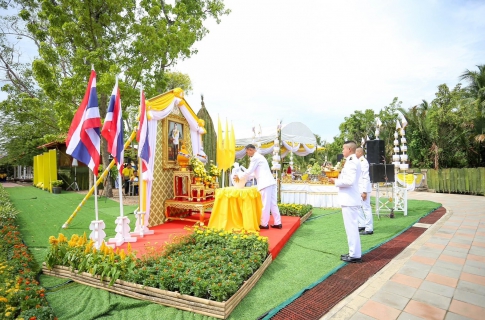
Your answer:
[460,65,485,166]
[459,64,485,116]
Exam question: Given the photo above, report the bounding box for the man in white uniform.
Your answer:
[234,144,283,229]
[329,141,362,263]
[356,147,373,235]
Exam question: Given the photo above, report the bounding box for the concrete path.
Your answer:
[322,192,485,320]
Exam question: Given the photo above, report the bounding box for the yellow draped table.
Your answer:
[208,187,262,232]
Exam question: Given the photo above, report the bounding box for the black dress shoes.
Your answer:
[360,230,374,235]
[259,225,269,229]
[341,255,362,263]
[271,224,283,229]
[358,227,365,232]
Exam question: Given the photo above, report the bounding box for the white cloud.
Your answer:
[177,0,485,142]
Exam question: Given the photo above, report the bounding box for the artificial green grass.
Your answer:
[5,186,441,320]
[5,186,138,264]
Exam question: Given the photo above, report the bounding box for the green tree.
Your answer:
[398,100,433,168]
[1,0,229,193]
[427,84,471,169]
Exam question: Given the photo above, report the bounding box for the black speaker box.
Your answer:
[337,154,344,162]
[366,140,385,164]
[369,164,395,183]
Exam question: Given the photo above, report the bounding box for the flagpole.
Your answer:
[62,130,137,229]
[94,173,99,220]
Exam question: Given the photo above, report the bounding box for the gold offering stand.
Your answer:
[164,170,218,225]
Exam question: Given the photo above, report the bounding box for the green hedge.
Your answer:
[427,167,485,195]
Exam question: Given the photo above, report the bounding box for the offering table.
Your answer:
[164,199,214,225]
[280,183,340,208]
[208,187,262,232]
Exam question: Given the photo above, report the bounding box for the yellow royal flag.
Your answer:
[222,119,230,170]
[228,123,236,167]
[217,116,224,170]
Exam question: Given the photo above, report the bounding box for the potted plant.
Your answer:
[51,180,63,194]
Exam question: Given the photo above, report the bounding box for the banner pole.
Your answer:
[62,130,137,229]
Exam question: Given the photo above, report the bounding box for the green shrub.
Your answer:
[0,185,56,319]
[45,226,269,302]
[278,203,313,217]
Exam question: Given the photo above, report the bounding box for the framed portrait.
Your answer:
[162,115,186,169]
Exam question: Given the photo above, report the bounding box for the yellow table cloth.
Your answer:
[208,187,262,231]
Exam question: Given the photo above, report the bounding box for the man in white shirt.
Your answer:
[234,144,283,229]
[329,141,362,263]
[356,147,373,235]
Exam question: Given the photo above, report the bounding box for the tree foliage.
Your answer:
[0,0,229,178]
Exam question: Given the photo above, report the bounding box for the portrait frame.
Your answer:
[162,114,187,169]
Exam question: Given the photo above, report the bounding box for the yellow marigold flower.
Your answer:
[197,230,203,234]
[58,233,67,243]
[242,235,248,239]
[5,312,11,317]
[233,235,238,239]
[48,236,58,245]
[0,297,8,303]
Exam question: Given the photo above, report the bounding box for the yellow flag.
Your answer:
[222,119,230,170]
[217,116,223,170]
[228,123,235,167]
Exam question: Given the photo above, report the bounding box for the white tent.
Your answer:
[235,122,317,159]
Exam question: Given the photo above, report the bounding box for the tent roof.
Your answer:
[236,122,316,147]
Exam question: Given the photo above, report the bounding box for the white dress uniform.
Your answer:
[239,152,282,227]
[334,154,362,259]
[358,156,373,232]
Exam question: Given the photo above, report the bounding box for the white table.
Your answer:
[280,183,339,208]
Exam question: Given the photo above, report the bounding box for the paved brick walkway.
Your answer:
[322,192,485,320]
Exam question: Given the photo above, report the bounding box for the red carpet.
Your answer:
[118,214,302,259]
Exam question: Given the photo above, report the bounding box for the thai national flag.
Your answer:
[137,88,151,180]
[101,79,124,174]
[66,70,101,175]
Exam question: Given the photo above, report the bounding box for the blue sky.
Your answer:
[175,0,485,142]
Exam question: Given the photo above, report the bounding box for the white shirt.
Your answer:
[239,152,276,191]
[358,156,373,193]
[334,154,361,207]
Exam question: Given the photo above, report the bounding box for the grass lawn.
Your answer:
[5,186,441,320]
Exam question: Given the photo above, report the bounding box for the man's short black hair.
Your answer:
[245,144,256,150]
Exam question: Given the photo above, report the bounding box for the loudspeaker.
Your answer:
[369,164,395,183]
[337,154,344,162]
[366,140,385,164]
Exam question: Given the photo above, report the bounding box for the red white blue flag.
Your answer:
[101,79,124,174]
[137,88,151,180]
[66,70,101,175]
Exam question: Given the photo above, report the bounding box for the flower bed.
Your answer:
[278,203,313,218]
[0,185,56,320]
[43,227,271,318]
